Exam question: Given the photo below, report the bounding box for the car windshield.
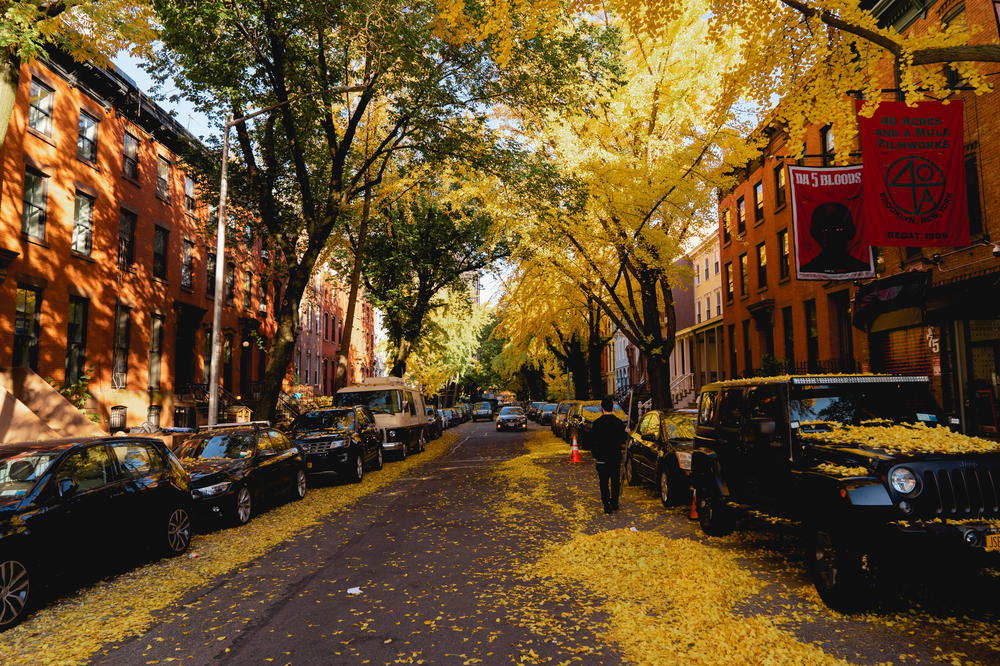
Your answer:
[0,450,61,497]
[557,403,573,414]
[294,410,354,432]
[474,402,491,411]
[335,390,401,415]
[542,404,557,413]
[663,414,696,439]
[175,433,254,460]
[790,382,941,433]
[500,407,524,416]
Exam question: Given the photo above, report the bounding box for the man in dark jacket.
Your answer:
[589,395,626,514]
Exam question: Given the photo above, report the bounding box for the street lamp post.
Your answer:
[206,86,365,425]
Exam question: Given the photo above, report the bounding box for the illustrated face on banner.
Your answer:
[788,165,875,281]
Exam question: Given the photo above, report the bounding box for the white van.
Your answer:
[334,377,428,458]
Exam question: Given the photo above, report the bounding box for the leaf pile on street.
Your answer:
[0,431,459,666]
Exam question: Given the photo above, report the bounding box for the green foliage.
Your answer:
[47,366,100,424]
[759,354,785,377]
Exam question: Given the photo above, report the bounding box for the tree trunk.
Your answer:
[334,183,372,389]
[255,265,311,423]
[639,272,673,410]
[390,338,411,377]
[586,301,607,399]
[567,338,589,400]
[0,56,21,161]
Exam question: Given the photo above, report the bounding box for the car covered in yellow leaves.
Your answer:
[691,374,1000,612]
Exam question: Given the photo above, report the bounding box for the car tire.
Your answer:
[373,445,384,471]
[350,453,365,483]
[163,506,193,556]
[624,453,640,486]
[232,485,253,526]
[658,467,675,507]
[399,440,409,460]
[418,432,427,453]
[808,525,878,613]
[290,469,307,501]
[697,487,733,537]
[0,556,32,630]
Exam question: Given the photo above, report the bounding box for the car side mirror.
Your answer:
[756,418,776,436]
[57,478,78,498]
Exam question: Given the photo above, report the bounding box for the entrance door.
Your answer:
[968,320,1000,435]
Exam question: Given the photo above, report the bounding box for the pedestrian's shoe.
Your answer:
[603,504,613,514]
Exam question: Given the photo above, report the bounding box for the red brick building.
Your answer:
[719,0,1000,437]
[0,49,376,430]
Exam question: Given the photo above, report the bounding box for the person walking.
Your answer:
[588,395,626,514]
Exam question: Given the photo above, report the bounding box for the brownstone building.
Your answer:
[0,49,376,433]
[719,0,1000,437]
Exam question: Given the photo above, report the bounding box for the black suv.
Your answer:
[290,407,384,482]
[0,436,192,629]
[691,375,1000,611]
[172,422,306,527]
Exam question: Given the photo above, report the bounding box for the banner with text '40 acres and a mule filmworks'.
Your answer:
[856,99,969,247]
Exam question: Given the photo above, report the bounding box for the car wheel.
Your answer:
[350,453,365,483]
[163,507,192,556]
[697,487,733,537]
[658,467,675,507]
[290,469,307,501]
[624,453,640,486]
[233,486,253,526]
[373,445,384,471]
[808,525,878,613]
[0,557,31,630]
[418,432,427,453]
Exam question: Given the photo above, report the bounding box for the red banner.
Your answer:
[857,100,968,247]
[789,165,874,281]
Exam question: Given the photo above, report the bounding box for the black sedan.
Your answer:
[537,403,557,425]
[624,409,697,506]
[496,406,527,431]
[0,436,192,630]
[290,407,383,482]
[172,424,306,526]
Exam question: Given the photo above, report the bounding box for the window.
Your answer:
[112,442,163,480]
[66,296,89,386]
[820,125,834,166]
[782,306,794,364]
[756,241,767,289]
[184,175,196,213]
[752,181,764,222]
[112,304,131,389]
[28,79,54,136]
[724,262,734,301]
[202,328,213,383]
[243,272,252,309]
[774,163,787,209]
[694,265,700,286]
[705,296,712,320]
[713,250,719,275]
[73,111,101,165]
[207,253,216,298]
[181,240,195,288]
[722,209,731,244]
[736,197,746,235]
[149,313,164,389]
[152,226,169,280]
[56,446,112,492]
[224,262,235,303]
[805,299,819,371]
[696,301,702,323]
[22,168,48,240]
[715,289,721,317]
[156,157,171,201]
[259,281,268,314]
[703,257,709,280]
[738,253,748,297]
[118,209,136,270]
[123,132,140,180]
[777,229,790,279]
[71,192,95,256]
[966,151,984,237]
[14,286,42,370]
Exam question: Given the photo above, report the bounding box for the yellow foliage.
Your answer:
[801,421,1000,456]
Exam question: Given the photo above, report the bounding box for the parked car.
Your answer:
[172,422,306,527]
[472,401,493,422]
[624,409,698,506]
[691,374,1000,612]
[290,407,383,482]
[496,406,528,431]
[551,400,581,439]
[438,409,452,429]
[568,400,627,446]
[527,401,545,421]
[425,407,443,440]
[0,436,193,630]
[537,403,558,425]
[335,377,428,459]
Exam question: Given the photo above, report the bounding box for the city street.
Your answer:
[2,420,992,665]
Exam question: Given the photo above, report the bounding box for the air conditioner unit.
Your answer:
[258,303,267,314]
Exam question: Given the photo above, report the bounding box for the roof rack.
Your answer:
[790,375,929,385]
[199,420,271,430]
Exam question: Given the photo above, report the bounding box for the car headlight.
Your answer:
[890,467,919,495]
[193,481,231,497]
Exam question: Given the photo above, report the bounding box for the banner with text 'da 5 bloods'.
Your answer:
[788,164,874,281]
[857,99,969,247]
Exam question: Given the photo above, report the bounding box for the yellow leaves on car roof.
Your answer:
[801,422,1000,456]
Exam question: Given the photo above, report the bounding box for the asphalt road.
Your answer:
[90,420,1000,665]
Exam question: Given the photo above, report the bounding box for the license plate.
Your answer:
[675,452,692,471]
[987,533,1000,552]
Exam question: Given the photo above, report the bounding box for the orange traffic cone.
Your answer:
[568,433,583,463]
[689,488,699,521]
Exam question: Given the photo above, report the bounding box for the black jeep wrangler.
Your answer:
[691,374,1000,611]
